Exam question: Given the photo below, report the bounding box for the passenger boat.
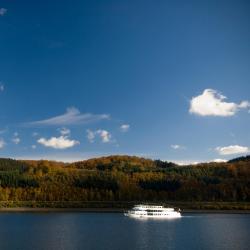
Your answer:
[125,204,181,218]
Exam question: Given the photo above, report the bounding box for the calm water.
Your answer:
[0,213,249,250]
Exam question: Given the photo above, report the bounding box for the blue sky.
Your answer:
[0,0,250,163]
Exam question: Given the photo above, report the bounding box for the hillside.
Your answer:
[0,155,249,209]
[228,155,250,163]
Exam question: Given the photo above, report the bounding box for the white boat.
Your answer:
[125,204,181,219]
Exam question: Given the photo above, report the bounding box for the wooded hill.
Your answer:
[0,155,249,208]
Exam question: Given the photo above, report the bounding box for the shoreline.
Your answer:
[1,207,250,214]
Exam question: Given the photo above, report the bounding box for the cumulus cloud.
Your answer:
[86,129,95,143]
[0,8,7,16]
[37,136,79,149]
[189,89,250,116]
[0,139,5,149]
[238,101,250,109]
[120,124,130,132]
[216,145,249,155]
[86,129,112,143]
[97,130,111,143]
[26,107,110,126]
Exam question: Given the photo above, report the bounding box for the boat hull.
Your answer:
[125,213,181,219]
[124,204,182,219]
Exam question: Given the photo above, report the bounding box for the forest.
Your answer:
[0,155,249,209]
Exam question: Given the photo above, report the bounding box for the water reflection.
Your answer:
[197,214,250,250]
[0,213,249,250]
[130,217,181,250]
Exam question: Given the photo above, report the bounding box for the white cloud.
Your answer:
[37,136,79,149]
[0,8,7,16]
[14,152,91,163]
[216,145,249,155]
[26,107,110,126]
[189,89,250,116]
[31,145,37,149]
[171,160,199,166]
[238,101,250,108]
[172,159,227,165]
[86,129,95,143]
[86,129,112,143]
[97,130,111,143]
[120,124,130,132]
[0,139,5,149]
[59,127,71,136]
[212,159,227,163]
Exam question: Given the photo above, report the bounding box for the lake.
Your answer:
[0,213,249,250]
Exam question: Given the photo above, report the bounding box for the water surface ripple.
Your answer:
[0,213,249,250]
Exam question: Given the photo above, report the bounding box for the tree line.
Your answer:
[0,155,249,205]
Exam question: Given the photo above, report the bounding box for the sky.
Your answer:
[0,0,250,163]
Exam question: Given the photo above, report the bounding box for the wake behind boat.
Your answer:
[125,204,181,219]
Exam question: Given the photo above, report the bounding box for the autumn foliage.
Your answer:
[0,155,249,205]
